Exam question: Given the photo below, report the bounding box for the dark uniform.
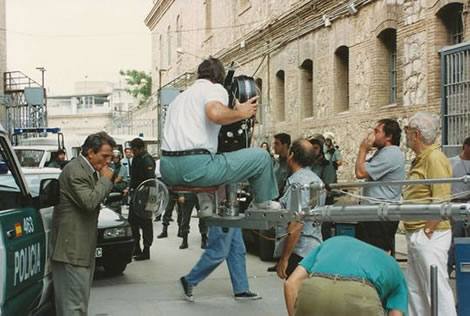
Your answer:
[128,150,156,255]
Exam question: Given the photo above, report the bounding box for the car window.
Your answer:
[23,173,60,197]
[0,140,26,211]
[14,149,45,167]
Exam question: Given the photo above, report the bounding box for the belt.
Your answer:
[161,149,211,157]
[309,272,375,290]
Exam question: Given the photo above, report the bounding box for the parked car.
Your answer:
[21,168,135,276]
[0,128,59,315]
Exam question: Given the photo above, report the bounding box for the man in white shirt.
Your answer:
[448,136,470,275]
[161,57,278,302]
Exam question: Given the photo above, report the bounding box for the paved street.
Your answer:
[89,217,285,316]
[89,216,454,316]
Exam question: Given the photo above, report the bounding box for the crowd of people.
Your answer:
[49,56,468,316]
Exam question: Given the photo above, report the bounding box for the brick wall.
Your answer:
[146,0,470,180]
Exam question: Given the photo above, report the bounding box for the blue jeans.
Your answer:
[160,148,278,203]
[185,227,249,294]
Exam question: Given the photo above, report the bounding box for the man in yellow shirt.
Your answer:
[403,112,456,316]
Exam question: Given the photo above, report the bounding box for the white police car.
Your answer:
[0,127,59,315]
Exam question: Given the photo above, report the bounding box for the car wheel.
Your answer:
[103,261,128,276]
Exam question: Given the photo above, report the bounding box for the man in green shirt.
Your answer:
[284,236,408,316]
[403,112,456,316]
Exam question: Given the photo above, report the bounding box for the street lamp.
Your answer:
[35,67,46,87]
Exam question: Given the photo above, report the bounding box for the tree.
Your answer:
[119,70,152,105]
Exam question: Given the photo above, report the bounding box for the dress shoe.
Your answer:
[157,227,168,239]
[134,246,150,260]
[179,235,188,249]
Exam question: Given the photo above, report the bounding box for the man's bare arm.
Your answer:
[277,222,303,279]
[205,96,257,125]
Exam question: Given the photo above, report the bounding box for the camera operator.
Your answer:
[160,57,278,301]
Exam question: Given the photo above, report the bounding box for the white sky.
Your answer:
[6,0,153,95]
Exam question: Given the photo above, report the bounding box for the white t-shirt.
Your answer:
[450,155,470,198]
[161,79,228,153]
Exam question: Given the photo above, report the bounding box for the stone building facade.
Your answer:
[145,0,470,179]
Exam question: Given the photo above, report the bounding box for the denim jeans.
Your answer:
[185,227,249,294]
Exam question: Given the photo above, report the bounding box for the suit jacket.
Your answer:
[51,155,113,267]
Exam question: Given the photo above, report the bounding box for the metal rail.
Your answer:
[204,203,470,230]
[307,176,470,191]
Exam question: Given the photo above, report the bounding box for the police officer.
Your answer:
[128,138,156,261]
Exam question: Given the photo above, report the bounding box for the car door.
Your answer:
[0,136,46,315]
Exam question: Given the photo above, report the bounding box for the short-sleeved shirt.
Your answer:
[449,155,470,198]
[324,146,341,163]
[403,144,452,231]
[161,79,229,153]
[274,156,289,195]
[299,236,408,315]
[363,145,405,203]
[276,168,324,258]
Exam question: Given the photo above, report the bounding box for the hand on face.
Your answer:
[100,166,114,180]
[88,144,113,173]
[361,129,375,150]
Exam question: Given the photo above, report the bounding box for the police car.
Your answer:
[12,128,69,169]
[18,168,135,277]
[0,125,134,315]
[0,126,59,315]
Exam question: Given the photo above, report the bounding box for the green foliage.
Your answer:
[119,70,152,105]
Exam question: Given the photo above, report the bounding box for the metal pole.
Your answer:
[301,203,470,222]
[430,265,438,316]
[321,176,470,190]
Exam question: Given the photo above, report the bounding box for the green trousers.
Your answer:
[160,148,278,203]
[295,276,384,316]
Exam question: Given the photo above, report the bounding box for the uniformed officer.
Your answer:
[128,138,156,261]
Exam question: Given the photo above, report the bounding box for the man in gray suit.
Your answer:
[51,132,116,316]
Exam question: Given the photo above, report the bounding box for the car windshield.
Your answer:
[14,149,45,167]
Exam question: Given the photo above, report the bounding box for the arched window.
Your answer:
[176,15,182,49]
[167,25,172,66]
[334,46,349,112]
[205,0,212,36]
[437,3,464,45]
[377,28,397,105]
[300,59,313,117]
[275,70,285,121]
[255,78,263,124]
[159,34,163,68]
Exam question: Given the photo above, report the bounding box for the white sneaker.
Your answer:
[196,192,215,218]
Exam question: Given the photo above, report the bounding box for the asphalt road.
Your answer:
[89,214,456,316]
[90,217,285,316]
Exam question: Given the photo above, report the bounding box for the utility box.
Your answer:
[455,237,470,316]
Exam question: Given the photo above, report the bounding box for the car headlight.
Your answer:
[103,226,132,239]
